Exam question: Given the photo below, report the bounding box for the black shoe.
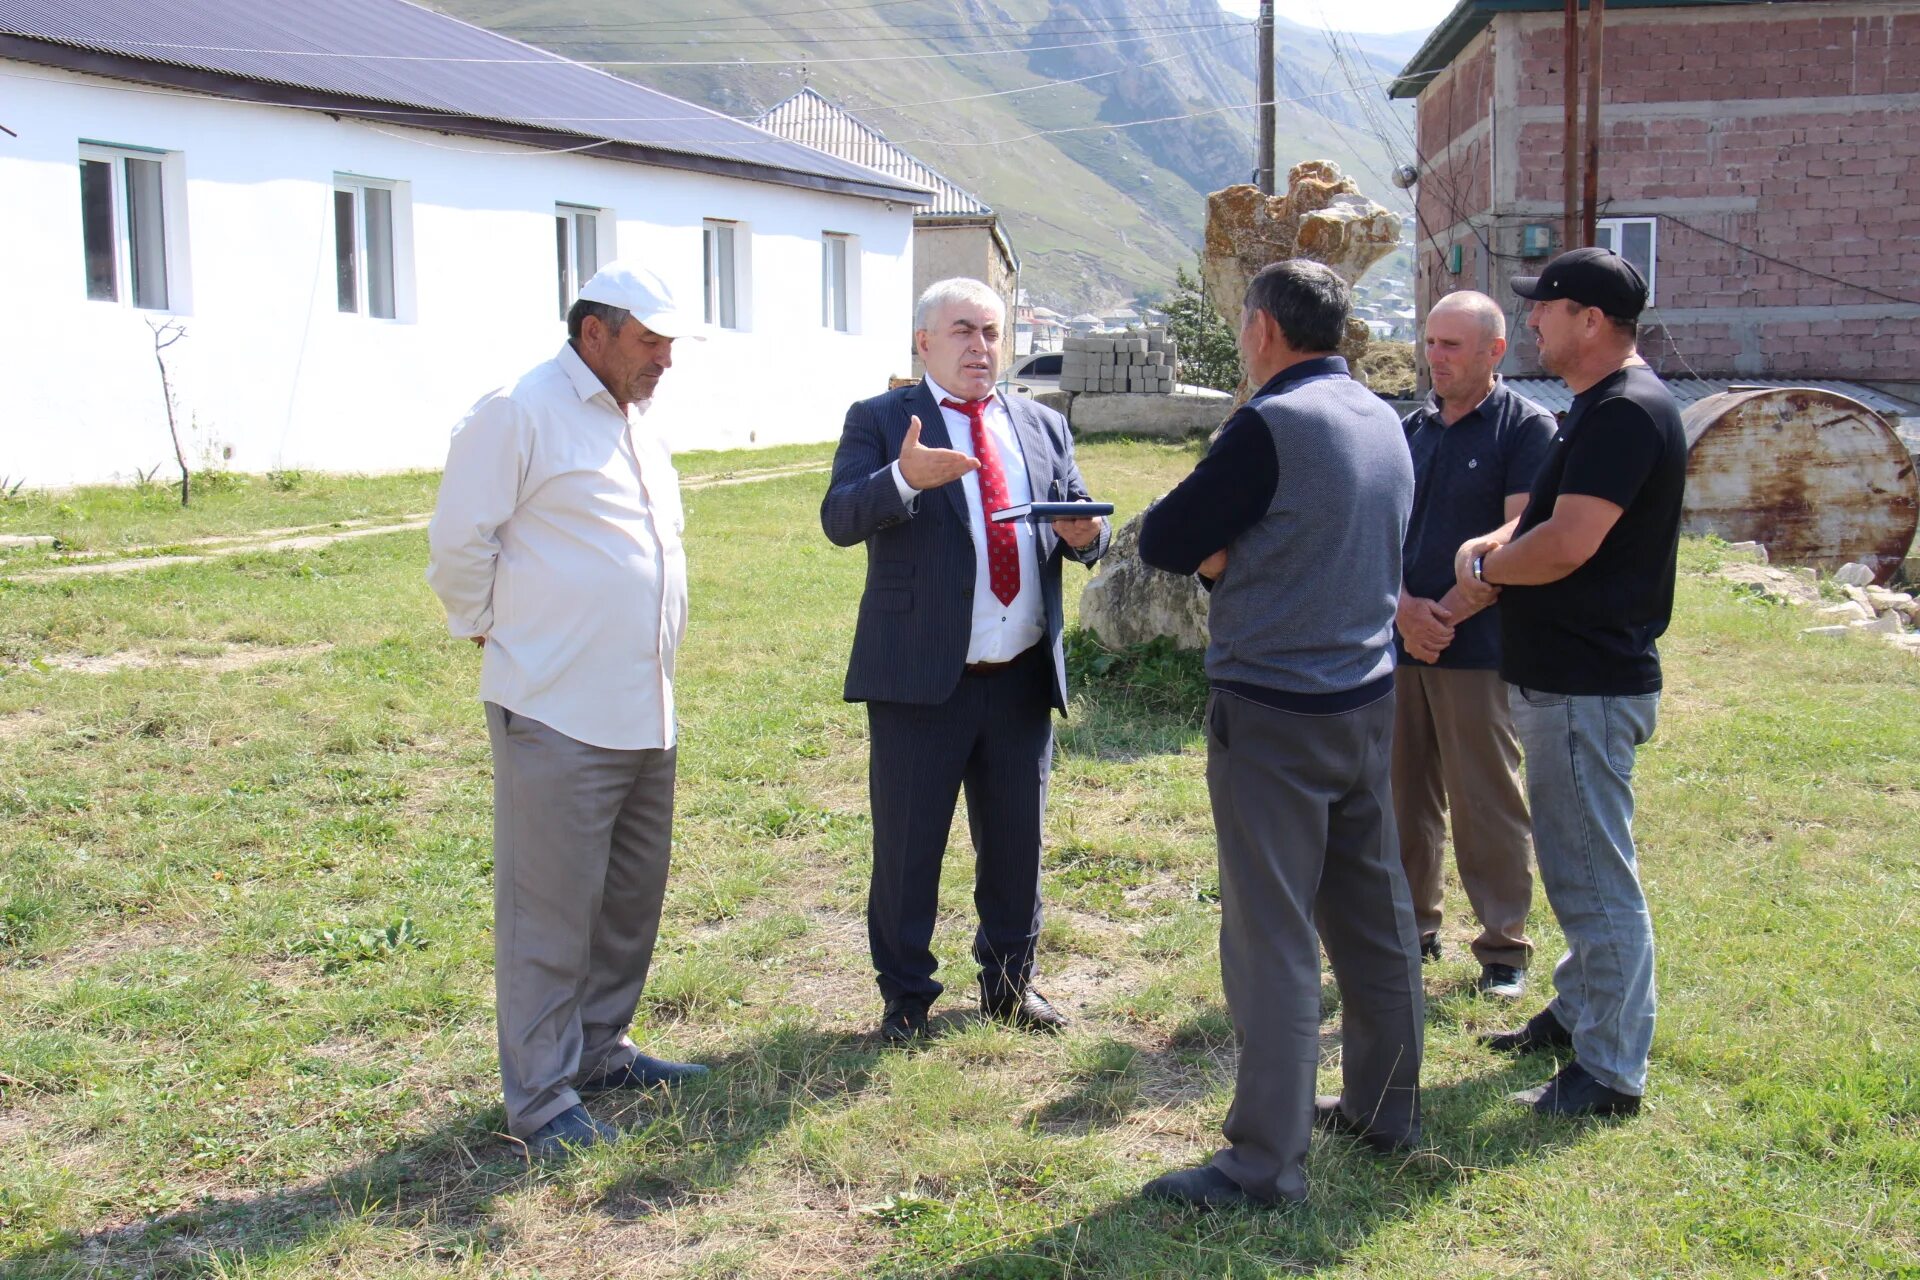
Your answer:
[1480,1008,1573,1055]
[879,999,930,1044]
[1312,1095,1417,1155]
[578,1052,710,1095]
[1512,1060,1642,1118]
[524,1104,618,1159]
[1419,932,1442,963]
[1476,964,1527,1000]
[981,984,1069,1033]
[1140,1164,1268,1208]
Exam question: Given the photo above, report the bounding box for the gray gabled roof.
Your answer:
[0,0,934,203]
[755,88,992,218]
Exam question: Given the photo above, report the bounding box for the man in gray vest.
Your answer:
[1137,260,1422,1206]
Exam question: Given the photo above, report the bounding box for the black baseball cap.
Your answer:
[1510,246,1648,320]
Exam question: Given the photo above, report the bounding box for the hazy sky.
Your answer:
[1215,0,1457,34]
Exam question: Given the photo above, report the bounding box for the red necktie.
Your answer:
[942,396,1020,606]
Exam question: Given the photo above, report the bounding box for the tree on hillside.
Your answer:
[1164,259,1242,394]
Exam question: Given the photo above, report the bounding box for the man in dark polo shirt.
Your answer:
[1136,260,1420,1207]
[1396,290,1556,1001]
[1451,247,1687,1119]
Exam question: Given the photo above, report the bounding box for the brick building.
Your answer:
[1389,0,1919,406]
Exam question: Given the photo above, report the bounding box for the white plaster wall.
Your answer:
[0,64,917,487]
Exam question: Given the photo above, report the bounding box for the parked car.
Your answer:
[1002,350,1062,394]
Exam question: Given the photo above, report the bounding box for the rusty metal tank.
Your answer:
[1680,387,1918,584]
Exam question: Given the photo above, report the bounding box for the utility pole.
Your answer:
[1582,0,1606,246]
[1256,0,1275,194]
[1563,0,1579,252]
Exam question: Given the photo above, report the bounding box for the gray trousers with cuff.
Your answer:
[486,702,676,1138]
[1206,689,1426,1203]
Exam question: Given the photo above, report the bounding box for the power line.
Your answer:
[52,28,1228,69]
[521,19,1249,48]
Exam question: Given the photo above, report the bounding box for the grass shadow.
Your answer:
[882,1057,1595,1278]
[5,1024,887,1277]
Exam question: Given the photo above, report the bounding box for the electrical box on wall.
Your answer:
[1447,243,1463,274]
[1521,223,1554,258]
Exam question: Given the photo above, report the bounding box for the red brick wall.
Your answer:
[1413,3,1920,380]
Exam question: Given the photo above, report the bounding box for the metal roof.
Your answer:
[1389,0,1775,99]
[0,0,933,203]
[755,88,991,218]
[1504,376,1913,418]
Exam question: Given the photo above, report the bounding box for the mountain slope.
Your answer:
[428,0,1418,308]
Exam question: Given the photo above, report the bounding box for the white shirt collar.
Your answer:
[558,341,651,415]
[924,374,1000,412]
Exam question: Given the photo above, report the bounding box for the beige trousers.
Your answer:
[1390,665,1534,968]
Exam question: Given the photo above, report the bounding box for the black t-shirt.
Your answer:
[1498,364,1688,696]
[1398,382,1557,670]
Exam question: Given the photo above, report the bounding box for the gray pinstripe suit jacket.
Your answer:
[820,381,1110,711]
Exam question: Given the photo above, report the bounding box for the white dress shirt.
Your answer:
[427,342,687,751]
[891,377,1044,663]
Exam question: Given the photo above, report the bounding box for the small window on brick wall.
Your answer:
[1595,217,1657,306]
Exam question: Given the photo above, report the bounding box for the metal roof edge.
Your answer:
[1389,0,1778,99]
[755,86,987,216]
[0,31,933,204]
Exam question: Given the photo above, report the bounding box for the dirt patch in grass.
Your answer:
[0,709,47,741]
[25,642,334,675]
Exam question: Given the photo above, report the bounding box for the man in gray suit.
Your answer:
[821,277,1110,1044]
[1138,260,1422,1206]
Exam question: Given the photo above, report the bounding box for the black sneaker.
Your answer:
[879,999,930,1045]
[1480,1008,1573,1055]
[1476,964,1527,1000]
[1419,932,1442,964]
[1511,1060,1642,1118]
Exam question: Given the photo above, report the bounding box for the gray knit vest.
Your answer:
[1205,371,1414,696]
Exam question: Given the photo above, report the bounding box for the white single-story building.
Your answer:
[0,0,930,487]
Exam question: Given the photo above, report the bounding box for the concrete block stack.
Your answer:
[1058,328,1178,394]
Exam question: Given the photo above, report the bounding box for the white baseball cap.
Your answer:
[576,262,708,340]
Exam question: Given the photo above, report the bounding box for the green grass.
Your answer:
[2,442,1917,1278]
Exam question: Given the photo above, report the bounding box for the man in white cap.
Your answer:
[428,262,708,1157]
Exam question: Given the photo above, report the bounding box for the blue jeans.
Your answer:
[1507,685,1659,1096]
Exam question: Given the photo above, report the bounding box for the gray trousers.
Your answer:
[1206,690,1425,1203]
[486,702,676,1138]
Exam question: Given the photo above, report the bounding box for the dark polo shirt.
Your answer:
[1398,379,1557,671]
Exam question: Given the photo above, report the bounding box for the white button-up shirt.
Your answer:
[427,343,686,751]
[891,377,1044,663]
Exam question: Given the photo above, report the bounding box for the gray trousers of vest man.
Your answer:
[1206,690,1426,1202]
[486,702,675,1139]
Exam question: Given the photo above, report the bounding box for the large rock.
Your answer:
[1079,502,1210,652]
[1203,162,1401,382]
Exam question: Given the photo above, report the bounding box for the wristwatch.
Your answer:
[1472,553,1487,584]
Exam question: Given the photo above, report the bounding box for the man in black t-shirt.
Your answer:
[1449,247,1687,1119]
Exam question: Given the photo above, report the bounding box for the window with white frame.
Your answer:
[822,232,856,333]
[79,144,176,310]
[1595,217,1657,306]
[334,175,404,320]
[702,219,741,329]
[555,204,608,319]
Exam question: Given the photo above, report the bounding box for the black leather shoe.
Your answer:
[1480,1008,1574,1055]
[1419,932,1442,963]
[1477,964,1527,1000]
[1313,1095,1417,1155]
[981,984,1068,1033]
[879,1000,930,1044]
[524,1104,617,1159]
[1141,1164,1269,1208]
[578,1052,710,1095]
[1512,1060,1642,1118]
